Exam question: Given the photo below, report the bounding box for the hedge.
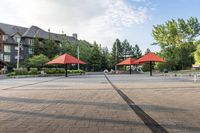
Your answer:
[7,68,85,76]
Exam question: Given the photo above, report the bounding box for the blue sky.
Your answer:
[124,0,200,52]
[0,0,200,53]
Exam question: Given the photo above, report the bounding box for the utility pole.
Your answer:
[77,43,80,70]
[115,43,118,72]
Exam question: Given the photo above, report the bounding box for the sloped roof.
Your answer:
[0,22,27,35]
[0,22,76,42]
[22,26,64,41]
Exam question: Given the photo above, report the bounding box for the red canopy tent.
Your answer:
[116,57,139,74]
[135,52,165,76]
[47,53,86,77]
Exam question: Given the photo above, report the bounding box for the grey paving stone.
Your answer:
[0,74,199,132]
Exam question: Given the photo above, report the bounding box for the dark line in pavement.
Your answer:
[104,74,168,133]
[3,77,64,90]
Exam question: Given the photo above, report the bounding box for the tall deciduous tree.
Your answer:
[152,17,200,70]
[194,43,200,65]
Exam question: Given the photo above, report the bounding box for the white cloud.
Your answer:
[0,0,150,49]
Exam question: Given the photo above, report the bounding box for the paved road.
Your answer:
[0,74,199,133]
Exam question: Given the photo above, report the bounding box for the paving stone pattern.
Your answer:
[0,74,199,133]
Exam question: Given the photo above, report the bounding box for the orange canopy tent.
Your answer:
[135,52,165,76]
[116,57,139,74]
[47,53,86,77]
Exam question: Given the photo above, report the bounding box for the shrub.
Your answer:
[43,68,85,74]
[13,68,28,75]
[28,68,39,75]
[7,72,16,76]
[28,54,49,70]
[43,68,65,74]
[7,67,85,76]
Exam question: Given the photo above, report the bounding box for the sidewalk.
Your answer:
[0,74,7,79]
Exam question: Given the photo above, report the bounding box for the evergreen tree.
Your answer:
[111,39,122,66]
[33,37,43,55]
[121,39,133,58]
[134,44,142,58]
[43,29,60,59]
[60,33,71,55]
[88,42,102,71]
[101,47,111,70]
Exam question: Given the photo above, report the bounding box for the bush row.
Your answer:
[43,68,85,74]
[7,68,85,76]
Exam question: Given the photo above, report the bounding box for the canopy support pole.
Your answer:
[150,61,152,76]
[130,65,131,75]
[65,64,68,77]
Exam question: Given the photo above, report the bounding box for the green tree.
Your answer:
[194,43,200,65]
[133,44,142,58]
[111,39,122,66]
[60,34,71,55]
[43,30,60,59]
[32,37,42,55]
[152,17,200,70]
[28,54,49,70]
[88,42,103,71]
[121,39,134,58]
[101,47,111,70]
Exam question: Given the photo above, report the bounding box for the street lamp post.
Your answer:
[77,43,80,70]
[115,43,118,72]
[17,38,21,69]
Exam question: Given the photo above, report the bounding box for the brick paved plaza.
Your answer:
[0,74,200,133]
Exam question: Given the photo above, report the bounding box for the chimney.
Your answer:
[72,33,78,39]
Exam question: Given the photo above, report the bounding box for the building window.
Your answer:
[4,45,11,53]
[4,55,10,62]
[13,36,21,43]
[28,39,33,45]
[2,35,8,41]
[28,48,33,54]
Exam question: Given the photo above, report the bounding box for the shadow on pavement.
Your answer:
[0,96,187,112]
